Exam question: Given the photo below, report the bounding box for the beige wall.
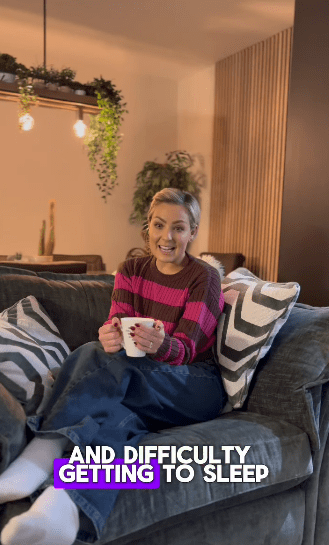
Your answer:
[177,65,215,257]
[0,7,214,272]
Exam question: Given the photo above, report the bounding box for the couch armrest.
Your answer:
[199,252,245,275]
[245,303,329,451]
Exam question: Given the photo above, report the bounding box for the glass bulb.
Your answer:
[73,119,87,138]
[19,113,34,131]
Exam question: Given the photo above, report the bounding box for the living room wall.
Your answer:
[0,6,214,272]
[208,27,292,282]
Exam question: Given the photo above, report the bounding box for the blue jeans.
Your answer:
[28,342,227,543]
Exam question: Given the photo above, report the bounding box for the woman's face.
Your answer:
[148,203,197,273]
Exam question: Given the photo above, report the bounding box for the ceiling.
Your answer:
[0,0,295,66]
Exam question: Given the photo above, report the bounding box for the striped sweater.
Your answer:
[105,253,225,365]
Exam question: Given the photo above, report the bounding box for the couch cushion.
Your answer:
[216,268,300,408]
[37,272,115,285]
[0,274,114,352]
[246,303,329,451]
[0,265,38,277]
[97,412,312,544]
[104,486,305,545]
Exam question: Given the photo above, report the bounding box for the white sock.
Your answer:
[1,486,79,545]
[0,436,68,503]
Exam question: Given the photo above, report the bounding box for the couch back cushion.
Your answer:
[246,302,329,451]
[0,272,114,351]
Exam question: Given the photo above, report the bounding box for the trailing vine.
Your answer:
[84,92,128,202]
[17,74,37,130]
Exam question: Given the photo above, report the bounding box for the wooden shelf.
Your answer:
[0,81,99,114]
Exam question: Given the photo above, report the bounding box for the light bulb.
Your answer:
[73,119,87,138]
[19,113,34,131]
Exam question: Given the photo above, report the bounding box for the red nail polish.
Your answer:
[114,323,118,327]
[134,342,137,346]
[135,324,140,327]
[130,326,135,331]
[131,333,135,337]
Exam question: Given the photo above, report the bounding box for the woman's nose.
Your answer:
[162,229,173,240]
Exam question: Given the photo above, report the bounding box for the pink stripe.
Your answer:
[219,291,225,312]
[115,273,189,307]
[158,339,174,363]
[183,302,218,337]
[172,341,185,366]
[105,302,135,324]
[114,272,132,291]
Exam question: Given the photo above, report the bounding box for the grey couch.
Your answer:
[0,265,328,545]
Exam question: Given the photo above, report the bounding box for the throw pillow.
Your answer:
[0,295,70,415]
[216,268,300,409]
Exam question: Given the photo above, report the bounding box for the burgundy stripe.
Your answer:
[174,332,197,363]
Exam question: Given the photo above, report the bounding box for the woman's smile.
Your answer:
[158,245,175,254]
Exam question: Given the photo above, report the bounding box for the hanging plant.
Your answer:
[16,67,38,131]
[0,52,128,200]
[84,83,127,202]
[129,151,202,225]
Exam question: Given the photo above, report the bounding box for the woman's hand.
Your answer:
[98,317,123,353]
[131,320,165,355]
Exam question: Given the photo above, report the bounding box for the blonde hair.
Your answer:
[147,188,200,231]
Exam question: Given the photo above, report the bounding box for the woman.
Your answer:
[0,188,227,545]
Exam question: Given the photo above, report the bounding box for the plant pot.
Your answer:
[32,255,54,263]
[59,85,72,93]
[33,79,46,89]
[46,83,58,91]
[0,72,16,83]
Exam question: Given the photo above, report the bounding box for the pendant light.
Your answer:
[73,108,87,138]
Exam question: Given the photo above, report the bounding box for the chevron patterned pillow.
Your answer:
[0,296,70,415]
[216,268,300,409]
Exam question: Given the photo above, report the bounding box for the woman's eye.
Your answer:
[175,227,184,232]
[154,223,163,229]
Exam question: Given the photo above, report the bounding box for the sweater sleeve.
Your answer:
[152,267,225,366]
[103,261,136,325]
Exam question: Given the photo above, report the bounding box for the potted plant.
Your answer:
[69,80,86,95]
[84,83,127,202]
[29,65,49,88]
[58,67,76,92]
[0,53,26,83]
[46,66,61,90]
[92,77,122,105]
[129,151,202,225]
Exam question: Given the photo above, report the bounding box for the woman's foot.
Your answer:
[0,436,68,503]
[1,486,79,545]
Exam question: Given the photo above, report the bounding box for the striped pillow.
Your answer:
[0,296,70,415]
[216,268,300,409]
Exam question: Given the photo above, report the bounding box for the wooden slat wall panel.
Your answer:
[209,28,292,281]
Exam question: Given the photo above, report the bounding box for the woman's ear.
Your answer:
[190,225,199,242]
